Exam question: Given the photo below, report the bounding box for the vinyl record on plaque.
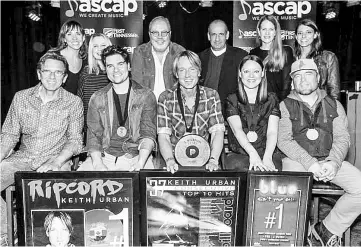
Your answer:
[174,134,210,167]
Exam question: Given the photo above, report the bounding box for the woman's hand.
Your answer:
[249,151,265,171]
[262,155,278,171]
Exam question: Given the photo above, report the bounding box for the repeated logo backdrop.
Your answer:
[233,0,317,52]
[60,0,143,54]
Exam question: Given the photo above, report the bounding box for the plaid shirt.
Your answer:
[157,84,225,148]
[1,84,83,169]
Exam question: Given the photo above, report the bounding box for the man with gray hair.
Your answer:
[0,52,83,245]
[131,16,185,99]
[198,19,248,113]
[278,59,361,247]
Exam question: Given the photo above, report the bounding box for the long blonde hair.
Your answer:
[256,15,287,72]
[87,33,112,75]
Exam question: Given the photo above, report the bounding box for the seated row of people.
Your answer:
[2,42,359,246]
[0,16,355,247]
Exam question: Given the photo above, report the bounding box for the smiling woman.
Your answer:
[249,15,295,102]
[49,20,88,95]
[224,55,282,172]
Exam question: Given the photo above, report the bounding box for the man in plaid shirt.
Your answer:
[157,50,225,173]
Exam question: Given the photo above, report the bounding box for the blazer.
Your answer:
[198,45,248,112]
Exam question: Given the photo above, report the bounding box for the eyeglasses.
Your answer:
[41,70,65,77]
[150,31,170,38]
[178,67,198,77]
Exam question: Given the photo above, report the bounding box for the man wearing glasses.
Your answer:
[77,46,157,171]
[131,16,185,100]
[198,19,248,113]
[0,52,83,245]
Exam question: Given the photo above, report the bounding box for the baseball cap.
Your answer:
[290,59,318,77]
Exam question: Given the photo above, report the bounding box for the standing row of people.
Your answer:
[0,15,357,247]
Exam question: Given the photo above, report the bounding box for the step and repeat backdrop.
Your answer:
[60,0,143,54]
[15,171,312,246]
[233,0,317,52]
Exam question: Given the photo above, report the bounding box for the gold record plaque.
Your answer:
[174,134,210,167]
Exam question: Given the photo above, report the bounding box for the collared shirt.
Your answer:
[157,84,225,148]
[152,46,170,100]
[1,83,84,169]
[211,46,226,56]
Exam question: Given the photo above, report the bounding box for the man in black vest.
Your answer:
[198,20,248,113]
[278,59,361,246]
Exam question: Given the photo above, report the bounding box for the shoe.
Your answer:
[308,222,342,247]
[0,234,8,246]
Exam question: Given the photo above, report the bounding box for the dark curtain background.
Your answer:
[1,1,60,124]
[1,1,360,124]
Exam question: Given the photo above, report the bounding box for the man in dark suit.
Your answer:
[198,19,248,113]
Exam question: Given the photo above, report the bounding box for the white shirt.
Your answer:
[211,46,227,56]
[152,46,170,100]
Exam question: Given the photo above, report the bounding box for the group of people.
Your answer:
[1,14,360,247]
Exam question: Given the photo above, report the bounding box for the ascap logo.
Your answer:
[65,0,138,17]
[84,28,95,35]
[238,29,257,39]
[238,0,312,20]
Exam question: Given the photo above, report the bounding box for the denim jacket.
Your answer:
[86,80,157,155]
[131,41,185,90]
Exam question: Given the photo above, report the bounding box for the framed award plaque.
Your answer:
[140,170,247,247]
[15,171,140,247]
[244,171,312,246]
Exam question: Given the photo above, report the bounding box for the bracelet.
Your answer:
[165,157,175,163]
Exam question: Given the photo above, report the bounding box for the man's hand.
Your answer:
[166,158,178,174]
[319,160,339,182]
[308,162,324,181]
[206,158,219,172]
[92,160,108,171]
[129,161,142,172]
[36,157,62,173]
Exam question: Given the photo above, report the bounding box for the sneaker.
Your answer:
[0,234,8,247]
[308,222,342,247]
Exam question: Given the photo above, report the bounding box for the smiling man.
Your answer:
[131,16,185,100]
[198,19,248,113]
[78,45,157,171]
[278,59,361,246]
[0,52,83,245]
[157,50,225,173]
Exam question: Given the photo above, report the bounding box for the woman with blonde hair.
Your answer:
[294,19,340,99]
[225,55,281,171]
[50,20,87,95]
[250,15,294,101]
[77,33,112,141]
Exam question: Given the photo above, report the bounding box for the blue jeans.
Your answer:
[282,157,361,236]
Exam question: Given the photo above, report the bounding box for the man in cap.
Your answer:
[277,59,361,246]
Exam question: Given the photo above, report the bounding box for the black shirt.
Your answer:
[225,92,280,156]
[249,46,294,101]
